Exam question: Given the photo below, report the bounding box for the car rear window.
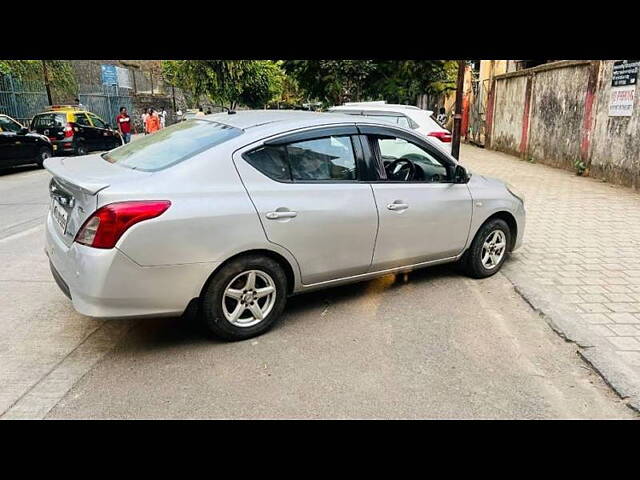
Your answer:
[32,113,67,129]
[102,119,242,172]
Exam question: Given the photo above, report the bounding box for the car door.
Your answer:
[0,115,20,164]
[359,124,473,271]
[88,113,115,150]
[73,113,98,151]
[233,126,379,285]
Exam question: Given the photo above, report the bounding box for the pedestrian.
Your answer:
[176,108,183,123]
[436,107,447,126]
[195,106,205,117]
[115,106,132,144]
[145,108,161,134]
[159,107,167,129]
[141,109,149,134]
[206,108,212,115]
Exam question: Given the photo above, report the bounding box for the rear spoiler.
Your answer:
[43,157,110,195]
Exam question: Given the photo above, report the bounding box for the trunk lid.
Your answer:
[44,154,153,246]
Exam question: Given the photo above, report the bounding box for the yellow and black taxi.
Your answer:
[0,113,53,167]
[30,105,123,156]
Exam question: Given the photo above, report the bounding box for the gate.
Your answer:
[78,84,134,126]
[0,76,49,125]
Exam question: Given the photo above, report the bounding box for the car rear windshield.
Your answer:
[102,119,243,172]
[31,113,67,129]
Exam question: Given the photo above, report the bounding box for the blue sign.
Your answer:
[101,64,118,85]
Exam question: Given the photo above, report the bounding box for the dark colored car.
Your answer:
[30,106,123,156]
[0,114,53,168]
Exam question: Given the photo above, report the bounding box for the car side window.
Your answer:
[244,145,290,182]
[75,114,91,127]
[373,136,450,183]
[287,136,356,181]
[90,115,107,128]
[0,116,22,133]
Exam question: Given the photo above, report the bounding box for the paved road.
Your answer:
[0,158,634,419]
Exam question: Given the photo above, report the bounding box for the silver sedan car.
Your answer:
[44,111,525,340]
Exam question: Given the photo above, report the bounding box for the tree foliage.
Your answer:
[283,60,457,107]
[0,60,77,100]
[162,60,284,109]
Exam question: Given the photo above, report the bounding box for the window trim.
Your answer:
[357,124,456,184]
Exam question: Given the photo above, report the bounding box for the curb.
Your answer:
[501,263,640,415]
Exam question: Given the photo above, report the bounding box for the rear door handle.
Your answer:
[266,210,298,219]
[387,203,409,211]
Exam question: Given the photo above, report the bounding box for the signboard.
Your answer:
[609,60,638,116]
[609,85,635,116]
[612,60,639,87]
[101,64,117,85]
[116,66,132,89]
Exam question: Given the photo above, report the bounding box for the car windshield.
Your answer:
[102,119,242,171]
[0,115,22,132]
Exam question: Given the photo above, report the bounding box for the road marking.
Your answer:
[0,223,43,243]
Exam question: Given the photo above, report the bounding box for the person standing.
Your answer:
[115,107,132,144]
[141,109,149,134]
[159,107,167,129]
[195,106,205,117]
[145,108,161,134]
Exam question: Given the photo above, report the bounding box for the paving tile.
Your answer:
[607,337,640,351]
[608,325,640,336]
[606,313,640,324]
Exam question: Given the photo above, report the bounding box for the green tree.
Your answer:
[161,60,285,110]
[283,60,456,107]
[0,60,77,102]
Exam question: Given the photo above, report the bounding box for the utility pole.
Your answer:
[451,60,466,160]
[41,60,53,106]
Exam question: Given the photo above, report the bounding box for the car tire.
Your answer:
[36,147,52,167]
[75,143,88,156]
[460,218,511,279]
[200,255,288,341]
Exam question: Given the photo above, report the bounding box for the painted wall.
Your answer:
[490,74,527,155]
[527,64,590,169]
[589,61,640,189]
[485,60,639,190]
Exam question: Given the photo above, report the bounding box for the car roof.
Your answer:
[329,104,434,116]
[201,110,382,131]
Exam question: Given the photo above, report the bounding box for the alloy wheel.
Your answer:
[481,230,507,270]
[222,270,277,327]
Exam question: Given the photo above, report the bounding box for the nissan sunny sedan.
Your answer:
[44,110,525,341]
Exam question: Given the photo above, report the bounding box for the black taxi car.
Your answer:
[0,114,53,168]
[30,105,123,156]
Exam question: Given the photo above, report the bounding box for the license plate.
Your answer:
[51,199,69,233]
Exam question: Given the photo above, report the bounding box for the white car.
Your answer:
[328,101,452,153]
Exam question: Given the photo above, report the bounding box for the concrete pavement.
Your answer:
[461,143,640,412]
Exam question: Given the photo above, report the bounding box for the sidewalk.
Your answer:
[461,143,640,412]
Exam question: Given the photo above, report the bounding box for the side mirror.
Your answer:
[19,127,29,135]
[454,164,470,184]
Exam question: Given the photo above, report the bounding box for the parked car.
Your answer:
[328,101,453,153]
[0,114,53,168]
[44,111,525,341]
[30,105,123,156]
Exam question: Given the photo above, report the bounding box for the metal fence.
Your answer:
[0,76,135,127]
[0,76,50,125]
[78,84,134,126]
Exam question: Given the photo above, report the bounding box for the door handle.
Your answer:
[266,210,298,220]
[387,203,409,211]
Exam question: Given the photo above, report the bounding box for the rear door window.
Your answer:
[31,113,66,129]
[102,119,242,171]
[287,136,357,181]
[244,145,290,181]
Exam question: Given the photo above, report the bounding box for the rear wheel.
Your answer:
[75,143,88,156]
[36,147,51,167]
[460,218,511,278]
[201,255,288,341]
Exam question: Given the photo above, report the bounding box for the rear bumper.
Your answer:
[45,213,219,318]
[50,139,75,155]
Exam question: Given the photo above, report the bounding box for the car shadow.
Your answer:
[119,263,463,351]
[0,164,42,176]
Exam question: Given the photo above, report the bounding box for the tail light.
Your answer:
[75,201,171,249]
[428,131,452,143]
[64,123,74,138]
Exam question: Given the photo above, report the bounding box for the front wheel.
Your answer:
[75,143,88,156]
[36,147,51,167]
[459,218,511,278]
[201,255,288,341]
